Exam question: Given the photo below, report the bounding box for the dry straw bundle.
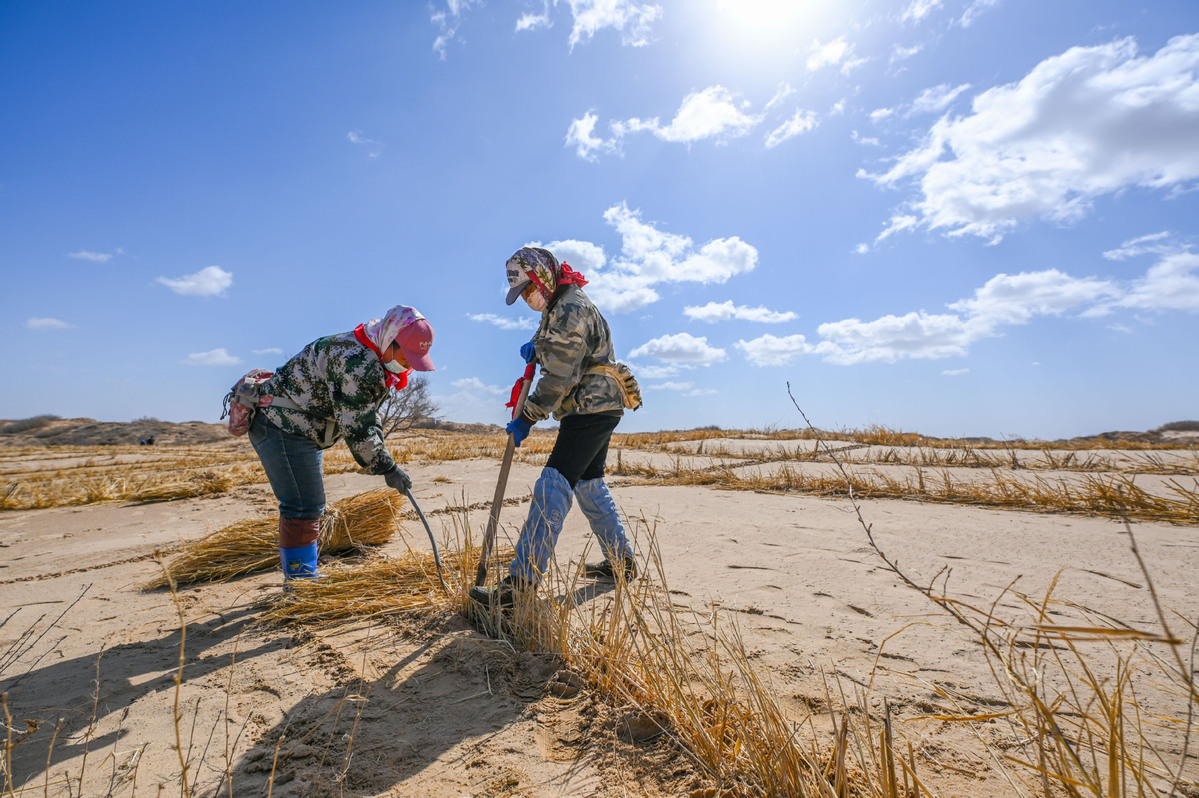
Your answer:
[146,488,404,589]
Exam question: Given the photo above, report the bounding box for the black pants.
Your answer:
[545,412,621,487]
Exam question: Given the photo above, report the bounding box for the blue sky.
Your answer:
[2,0,1197,439]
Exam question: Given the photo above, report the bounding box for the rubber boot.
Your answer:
[574,478,636,579]
[278,517,320,584]
[509,467,574,585]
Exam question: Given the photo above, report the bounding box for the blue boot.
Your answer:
[279,542,319,581]
[509,467,574,585]
[574,478,636,579]
[279,517,320,584]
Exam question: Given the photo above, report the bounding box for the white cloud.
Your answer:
[943,368,970,375]
[252,347,283,355]
[156,266,233,297]
[539,238,608,272]
[347,130,383,157]
[684,301,796,324]
[629,332,727,365]
[810,258,1185,364]
[816,312,985,365]
[581,203,757,313]
[902,0,942,23]
[566,0,662,49]
[451,377,505,394]
[765,109,819,148]
[1102,231,1176,261]
[430,0,480,59]
[468,313,539,331]
[861,34,1199,242]
[875,214,919,244]
[947,269,1118,324]
[528,205,758,314]
[1114,251,1199,312]
[565,111,620,160]
[650,381,694,391]
[515,8,551,33]
[435,0,659,57]
[735,334,814,366]
[908,83,970,115]
[891,43,924,63]
[807,37,851,71]
[685,388,718,396]
[574,85,819,158]
[68,250,114,262]
[26,317,72,330]
[631,363,682,379]
[960,0,999,27]
[870,107,895,122]
[183,348,242,367]
[611,86,761,144]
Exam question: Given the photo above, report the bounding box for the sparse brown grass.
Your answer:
[5,420,1198,796]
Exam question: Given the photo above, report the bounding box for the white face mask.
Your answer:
[383,356,406,374]
[525,291,548,312]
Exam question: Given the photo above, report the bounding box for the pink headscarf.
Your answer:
[354,305,426,390]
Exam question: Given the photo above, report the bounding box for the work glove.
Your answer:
[506,415,532,448]
[383,465,412,493]
[519,341,536,364]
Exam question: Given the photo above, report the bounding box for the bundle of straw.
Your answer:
[146,488,405,589]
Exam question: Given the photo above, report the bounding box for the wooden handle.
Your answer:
[474,364,536,587]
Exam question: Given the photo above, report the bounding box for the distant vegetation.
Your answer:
[0,415,60,434]
[1157,420,1199,432]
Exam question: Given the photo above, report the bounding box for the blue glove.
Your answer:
[519,341,536,364]
[506,416,531,447]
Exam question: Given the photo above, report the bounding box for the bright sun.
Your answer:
[708,0,842,65]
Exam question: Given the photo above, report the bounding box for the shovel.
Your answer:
[403,486,447,591]
[474,361,536,588]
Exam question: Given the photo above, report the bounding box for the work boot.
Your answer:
[278,516,321,584]
[468,574,532,610]
[583,556,638,581]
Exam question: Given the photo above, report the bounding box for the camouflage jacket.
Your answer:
[258,332,396,474]
[525,284,625,422]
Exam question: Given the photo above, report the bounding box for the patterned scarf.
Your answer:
[354,305,423,390]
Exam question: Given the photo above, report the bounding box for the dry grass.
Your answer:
[144,488,405,589]
[611,458,1199,526]
[4,425,1192,512]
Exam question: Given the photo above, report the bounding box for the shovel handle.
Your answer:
[475,362,536,587]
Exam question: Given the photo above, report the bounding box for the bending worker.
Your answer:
[471,247,637,609]
[250,305,435,584]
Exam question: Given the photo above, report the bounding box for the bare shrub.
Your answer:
[0,416,61,434]
[378,375,437,435]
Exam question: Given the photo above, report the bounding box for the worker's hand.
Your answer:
[519,341,536,364]
[383,465,412,493]
[506,416,532,448]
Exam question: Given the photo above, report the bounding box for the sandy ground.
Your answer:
[1,436,1197,797]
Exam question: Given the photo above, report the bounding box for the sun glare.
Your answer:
[707,0,843,69]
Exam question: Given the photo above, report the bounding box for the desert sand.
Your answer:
[1,426,1196,797]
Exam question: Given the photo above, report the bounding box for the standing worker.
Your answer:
[470,247,638,609]
[250,305,435,585]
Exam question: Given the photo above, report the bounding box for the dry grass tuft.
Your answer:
[145,489,405,589]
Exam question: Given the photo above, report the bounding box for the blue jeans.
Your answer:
[249,414,325,520]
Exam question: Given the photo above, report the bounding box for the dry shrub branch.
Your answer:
[785,383,1199,796]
